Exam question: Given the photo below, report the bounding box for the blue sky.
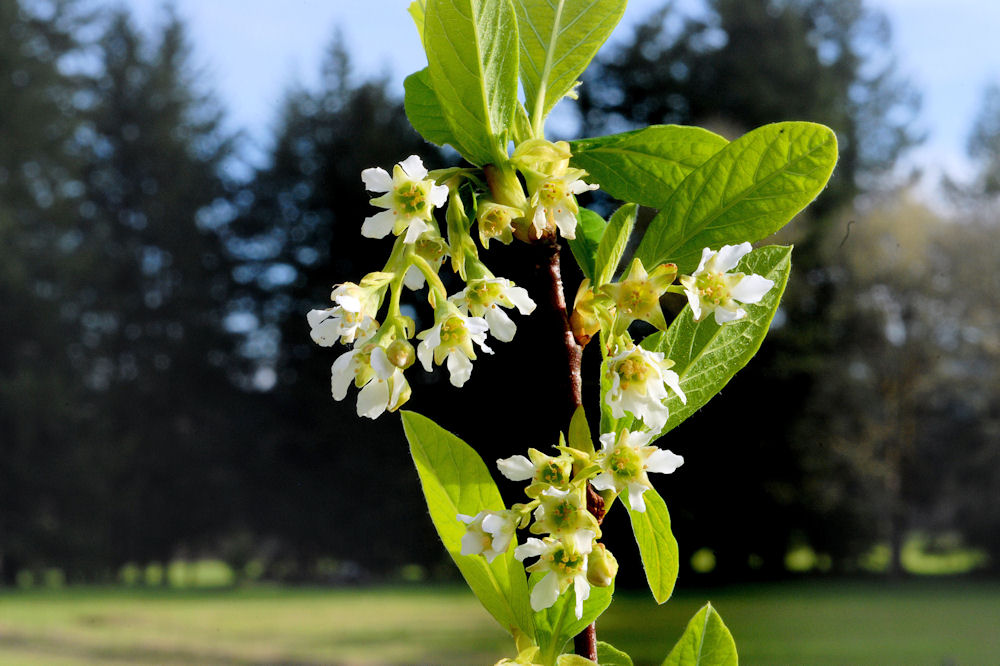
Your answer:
[122,0,1000,187]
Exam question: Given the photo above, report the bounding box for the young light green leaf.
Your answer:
[594,203,636,285]
[635,122,837,273]
[568,405,594,456]
[597,641,634,666]
[404,69,466,152]
[425,0,519,165]
[515,0,627,130]
[408,0,427,46]
[624,487,679,604]
[662,603,738,666]
[642,245,792,437]
[533,574,614,662]
[401,410,534,638]
[569,125,729,209]
[557,656,598,666]
[568,208,606,281]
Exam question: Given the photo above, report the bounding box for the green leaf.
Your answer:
[569,125,729,209]
[425,0,519,165]
[401,411,534,638]
[515,0,627,127]
[404,69,466,152]
[635,122,837,273]
[408,0,427,46]
[534,574,614,662]
[624,488,679,604]
[568,405,594,456]
[597,641,634,666]
[662,603,738,666]
[568,208,606,281]
[642,245,792,437]
[594,203,636,285]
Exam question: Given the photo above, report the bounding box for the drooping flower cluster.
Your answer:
[308,154,555,417]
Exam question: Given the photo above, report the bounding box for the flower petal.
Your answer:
[497,454,535,481]
[403,265,426,290]
[713,305,745,324]
[330,352,356,401]
[505,286,536,314]
[645,448,684,474]
[573,575,591,620]
[446,351,473,387]
[713,242,752,272]
[530,571,561,612]
[361,167,392,192]
[429,183,449,208]
[307,308,331,328]
[356,378,389,419]
[485,306,517,342]
[662,369,687,405]
[309,317,342,346]
[398,154,427,180]
[590,472,616,493]
[730,274,774,304]
[627,482,648,512]
[403,217,430,244]
[514,537,547,561]
[370,346,394,380]
[361,209,396,239]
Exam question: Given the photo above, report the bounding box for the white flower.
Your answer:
[307,283,377,347]
[450,278,536,343]
[604,345,686,431]
[331,345,410,419]
[496,449,573,496]
[590,429,683,512]
[416,312,492,387]
[361,155,449,243]
[679,243,775,324]
[531,486,599,538]
[515,530,595,618]
[528,169,597,240]
[457,510,517,563]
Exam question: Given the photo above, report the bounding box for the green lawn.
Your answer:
[1,580,998,665]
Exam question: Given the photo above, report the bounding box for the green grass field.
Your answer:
[1,580,998,665]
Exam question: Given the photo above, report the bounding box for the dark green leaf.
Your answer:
[594,203,636,285]
[568,208,606,281]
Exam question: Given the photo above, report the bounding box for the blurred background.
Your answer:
[1,0,999,663]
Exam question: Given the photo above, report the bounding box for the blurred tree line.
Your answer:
[1,0,998,585]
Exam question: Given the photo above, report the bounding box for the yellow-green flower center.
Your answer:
[617,282,657,316]
[439,316,468,349]
[608,444,642,480]
[696,271,730,306]
[395,182,429,217]
[469,281,503,307]
[615,356,652,390]
[481,207,512,237]
[538,179,567,207]
[538,460,569,486]
[551,546,585,576]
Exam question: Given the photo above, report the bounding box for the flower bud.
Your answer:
[386,339,415,370]
[586,542,618,588]
[570,280,602,346]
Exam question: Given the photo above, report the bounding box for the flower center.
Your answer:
[608,445,642,481]
[615,356,652,390]
[618,283,656,316]
[538,460,568,486]
[551,546,584,576]
[696,271,730,306]
[481,207,512,236]
[439,316,469,349]
[538,178,567,207]
[468,281,503,307]
[394,182,428,217]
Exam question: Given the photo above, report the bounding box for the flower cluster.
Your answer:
[307,155,549,417]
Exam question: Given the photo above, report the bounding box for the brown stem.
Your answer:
[543,239,598,662]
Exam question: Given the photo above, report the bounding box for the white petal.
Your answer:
[429,183,449,208]
[713,305,744,324]
[398,154,427,180]
[309,317,342,346]
[505,286,536,314]
[634,396,668,431]
[530,572,561,612]
[662,369,687,405]
[514,538,547,561]
[646,448,684,474]
[573,530,595,555]
[403,265,426,290]
[713,242,752,272]
[695,247,714,273]
[553,208,577,239]
[403,217,430,244]
[485,307,517,342]
[417,325,440,371]
[598,433,616,453]
[730,274,774,304]
[627,483,648,512]
[497,455,535,481]
[465,316,490,337]
[307,308,330,328]
[446,351,473,387]
[357,378,389,419]
[573,575,591,620]
[461,530,485,556]
[361,209,396,238]
[590,472,616,493]
[569,179,597,195]
[334,293,361,313]
[490,530,513,555]
[456,513,477,525]
[361,167,392,192]
[330,352,356,401]
[482,512,509,536]
[531,205,548,235]
[370,346,394,380]
[626,429,654,448]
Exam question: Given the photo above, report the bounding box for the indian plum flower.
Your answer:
[515,530,595,618]
[679,243,774,324]
[361,155,449,243]
[497,448,574,497]
[528,168,598,240]
[307,282,378,346]
[604,345,686,431]
[457,510,518,563]
[331,344,410,419]
[450,277,536,343]
[416,311,492,387]
[590,429,683,512]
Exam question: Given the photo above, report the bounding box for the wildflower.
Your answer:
[605,345,686,431]
[515,530,595,618]
[361,155,449,243]
[416,311,492,387]
[476,199,520,248]
[403,232,449,290]
[306,282,378,346]
[590,429,684,512]
[497,448,574,497]
[457,510,518,563]
[450,278,536,343]
[531,486,599,538]
[331,344,410,419]
[601,258,677,335]
[679,243,774,324]
[528,168,598,240]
